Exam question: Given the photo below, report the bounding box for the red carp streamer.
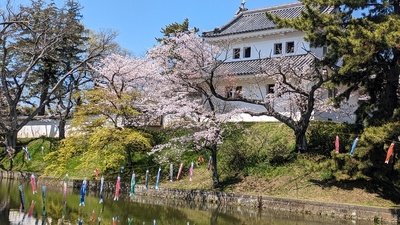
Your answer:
[114,176,121,201]
[30,174,37,194]
[385,143,395,164]
[27,201,35,217]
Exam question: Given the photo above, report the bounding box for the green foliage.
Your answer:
[359,122,400,182]
[43,133,87,178]
[269,0,400,124]
[78,128,152,174]
[245,122,295,165]
[0,137,58,172]
[308,122,400,183]
[29,0,87,116]
[156,18,199,43]
[146,128,193,146]
[218,124,252,176]
[307,121,362,155]
[218,122,295,178]
[312,153,369,181]
[43,127,152,178]
[72,88,139,131]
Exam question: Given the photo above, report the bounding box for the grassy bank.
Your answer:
[161,158,397,208]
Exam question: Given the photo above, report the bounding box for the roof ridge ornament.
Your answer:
[235,0,248,15]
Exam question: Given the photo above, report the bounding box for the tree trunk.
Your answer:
[126,148,133,167]
[5,130,18,171]
[295,130,307,153]
[38,92,47,116]
[6,130,18,151]
[38,72,51,116]
[381,58,400,120]
[210,145,220,188]
[58,119,67,139]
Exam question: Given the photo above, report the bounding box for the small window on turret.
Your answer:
[286,42,294,53]
[233,48,240,59]
[244,47,251,58]
[274,43,282,55]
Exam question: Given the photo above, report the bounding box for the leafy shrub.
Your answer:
[43,127,152,178]
[219,122,295,177]
[309,122,400,184]
[218,123,252,177]
[246,122,295,165]
[307,121,361,155]
[358,122,400,181]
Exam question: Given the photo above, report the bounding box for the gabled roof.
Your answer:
[202,2,333,38]
[215,54,316,76]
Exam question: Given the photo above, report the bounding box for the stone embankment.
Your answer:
[1,171,399,223]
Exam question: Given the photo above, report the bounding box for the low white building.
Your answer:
[18,119,61,138]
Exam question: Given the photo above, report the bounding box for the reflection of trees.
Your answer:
[210,208,219,224]
[2,180,294,225]
[209,205,245,225]
[0,179,11,225]
[46,199,63,220]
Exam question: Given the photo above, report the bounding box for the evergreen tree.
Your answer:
[156,18,199,43]
[29,0,87,117]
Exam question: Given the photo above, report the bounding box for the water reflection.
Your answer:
[0,178,372,225]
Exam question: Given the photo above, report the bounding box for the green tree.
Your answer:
[267,0,400,125]
[43,126,151,178]
[43,88,152,177]
[156,18,198,43]
[28,0,86,117]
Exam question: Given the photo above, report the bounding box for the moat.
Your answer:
[0,177,376,225]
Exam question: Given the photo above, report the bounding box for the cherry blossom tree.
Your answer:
[145,32,246,188]
[233,55,332,153]
[91,34,240,187]
[147,100,240,188]
[90,53,157,128]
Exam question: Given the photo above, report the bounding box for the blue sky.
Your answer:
[18,0,295,55]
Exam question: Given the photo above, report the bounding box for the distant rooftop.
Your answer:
[202,2,333,38]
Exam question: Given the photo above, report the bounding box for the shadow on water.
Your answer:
[1,178,377,225]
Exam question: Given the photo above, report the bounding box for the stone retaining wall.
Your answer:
[1,171,399,223]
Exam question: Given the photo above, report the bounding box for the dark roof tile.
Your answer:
[215,54,316,76]
[203,2,333,37]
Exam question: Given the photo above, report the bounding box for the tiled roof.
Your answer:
[215,54,316,76]
[203,2,333,37]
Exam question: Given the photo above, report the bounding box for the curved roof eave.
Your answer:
[203,28,300,42]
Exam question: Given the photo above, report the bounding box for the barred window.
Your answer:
[233,48,240,59]
[274,43,282,54]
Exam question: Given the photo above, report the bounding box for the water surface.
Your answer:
[0,178,372,225]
